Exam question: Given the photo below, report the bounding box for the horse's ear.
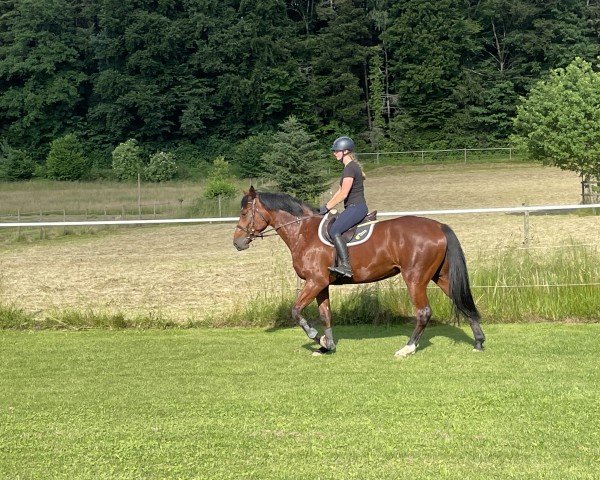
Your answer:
[249,185,256,198]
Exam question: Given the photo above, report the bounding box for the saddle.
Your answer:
[318,210,378,247]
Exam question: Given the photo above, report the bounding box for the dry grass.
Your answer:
[0,163,597,322]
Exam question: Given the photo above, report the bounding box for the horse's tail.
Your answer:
[441,224,480,321]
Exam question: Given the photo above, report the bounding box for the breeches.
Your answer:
[329,203,369,237]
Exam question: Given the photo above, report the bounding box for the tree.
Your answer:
[45,134,88,180]
[145,151,177,182]
[0,141,35,180]
[111,139,143,180]
[262,116,328,203]
[513,58,600,187]
[0,0,91,161]
[230,132,273,179]
[203,156,236,199]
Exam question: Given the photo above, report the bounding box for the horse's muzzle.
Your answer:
[233,237,250,251]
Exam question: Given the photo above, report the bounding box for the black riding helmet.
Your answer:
[331,136,355,152]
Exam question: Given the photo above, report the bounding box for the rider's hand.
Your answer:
[318,205,329,215]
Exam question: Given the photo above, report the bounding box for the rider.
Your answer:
[318,136,368,278]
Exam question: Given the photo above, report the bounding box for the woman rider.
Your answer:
[318,136,368,278]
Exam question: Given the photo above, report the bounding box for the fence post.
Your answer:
[40,210,45,239]
[218,195,222,217]
[17,209,20,237]
[464,148,467,163]
[421,151,424,163]
[523,203,530,246]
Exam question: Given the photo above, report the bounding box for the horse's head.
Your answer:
[233,186,271,251]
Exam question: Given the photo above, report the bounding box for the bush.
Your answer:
[203,156,237,199]
[112,139,143,180]
[45,134,89,180]
[230,132,273,179]
[0,142,36,180]
[145,151,177,182]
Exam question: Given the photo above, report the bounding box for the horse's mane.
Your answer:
[243,191,317,217]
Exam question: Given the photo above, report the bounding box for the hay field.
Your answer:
[0,163,597,321]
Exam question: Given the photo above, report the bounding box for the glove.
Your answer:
[318,205,329,215]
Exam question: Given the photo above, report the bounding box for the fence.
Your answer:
[357,147,516,165]
[582,180,600,204]
[0,196,242,224]
[1,203,598,246]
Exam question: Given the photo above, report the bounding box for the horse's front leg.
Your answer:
[292,280,328,349]
[316,287,335,353]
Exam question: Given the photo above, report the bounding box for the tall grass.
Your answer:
[3,245,596,330]
[230,245,600,327]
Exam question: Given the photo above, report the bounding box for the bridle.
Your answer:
[235,198,311,241]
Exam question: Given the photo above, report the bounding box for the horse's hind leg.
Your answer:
[395,280,432,358]
[434,274,485,352]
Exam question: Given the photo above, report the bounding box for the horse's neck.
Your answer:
[271,210,317,252]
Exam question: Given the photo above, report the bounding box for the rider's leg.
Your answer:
[328,204,368,277]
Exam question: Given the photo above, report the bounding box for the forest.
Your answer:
[0,0,598,179]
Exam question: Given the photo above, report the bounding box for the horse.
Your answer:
[233,186,485,357]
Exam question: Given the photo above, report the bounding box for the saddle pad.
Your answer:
[317,213,377,247]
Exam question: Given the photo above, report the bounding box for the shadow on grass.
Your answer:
[268,319,476,355]
[260,286,477,354]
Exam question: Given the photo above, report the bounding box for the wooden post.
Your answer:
[138,172,142,219]
[464,148,467,163]
[523,203,530,246]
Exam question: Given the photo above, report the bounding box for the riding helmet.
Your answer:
[331,136,355,152]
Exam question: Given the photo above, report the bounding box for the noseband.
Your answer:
[236,198,310,241]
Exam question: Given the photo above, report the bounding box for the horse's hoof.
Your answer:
[394,344,416,358]
[312,347,329,356]
[472,347,484,353]
[319,335,335,351]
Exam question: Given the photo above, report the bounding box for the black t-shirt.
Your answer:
[340,161,366,207]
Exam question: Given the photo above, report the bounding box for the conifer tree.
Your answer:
[262,116,329,204]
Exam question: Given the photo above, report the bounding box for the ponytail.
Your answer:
[349,153,366,180]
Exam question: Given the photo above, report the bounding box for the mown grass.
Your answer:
[1,324,598,479]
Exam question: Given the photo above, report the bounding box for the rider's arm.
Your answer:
[326,177,354,210]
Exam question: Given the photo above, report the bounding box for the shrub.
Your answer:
[204,156,237,199]
[45,134,89,180]
[145,151,177,182]
[112,139,143,180]
[0,142,36,180]
[230,132,273,179]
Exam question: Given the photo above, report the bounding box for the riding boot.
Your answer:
[328,234,353,277]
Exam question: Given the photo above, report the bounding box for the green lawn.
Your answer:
[1,324,598,479]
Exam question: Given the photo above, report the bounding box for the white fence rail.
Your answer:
[0,203,598,228]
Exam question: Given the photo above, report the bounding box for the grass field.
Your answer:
[0,163,599,479]
[1,324,599,479]
[0,162,598,325]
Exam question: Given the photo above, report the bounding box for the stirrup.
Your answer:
[328,265,353,277]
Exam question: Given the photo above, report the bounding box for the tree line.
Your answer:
[0,0,598,181]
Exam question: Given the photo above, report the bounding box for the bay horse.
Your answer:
[233,186,485,356]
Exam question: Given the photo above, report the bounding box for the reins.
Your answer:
[235,198,312,241]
